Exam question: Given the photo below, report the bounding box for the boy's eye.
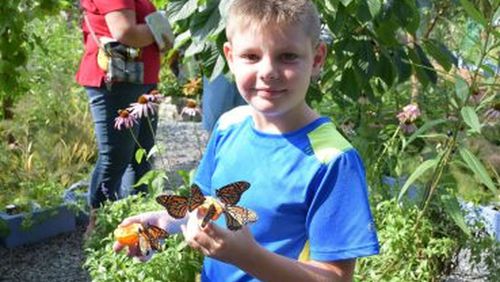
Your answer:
[241,54,259,62]
[281,53,298,62]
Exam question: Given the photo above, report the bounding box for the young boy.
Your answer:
[114,0,379,281]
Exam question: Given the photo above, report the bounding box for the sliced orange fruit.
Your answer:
[114,223,142,246]
[199,197,223,221]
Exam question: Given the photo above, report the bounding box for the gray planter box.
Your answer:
[0,205,76,248]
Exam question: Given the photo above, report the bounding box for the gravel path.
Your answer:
[0,101,208,282]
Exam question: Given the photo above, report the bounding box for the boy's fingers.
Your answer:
[119,216,140,227]
[113,241,125,253]
[126,244,141,257]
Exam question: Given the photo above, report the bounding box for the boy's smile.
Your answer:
[224,23,326,132]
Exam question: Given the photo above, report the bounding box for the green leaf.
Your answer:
[393,48,412,82]
[210,55,226,81]
[168,0,198,23]
[458,0,489,27]
[398,159,438,202]
[459,147,497,194]
[441,194,471,236]
[133,170,166,188]
[340,0,354,7]
[147,145,159,160]
[366,0,382,18]
[460,106,481,133]
[135,148,146,164]
[375,51,396,86]
[415,44,438,85]
[339,67,361,99]
[455,75,470,104]
[424,39,456,72]
[408,44,437,86]
[402,119,448,150]
[394,0,420,34]
[190,1,222,41]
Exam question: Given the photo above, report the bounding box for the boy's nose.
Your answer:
[258,58,279,81]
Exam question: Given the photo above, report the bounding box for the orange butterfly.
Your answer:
[200,204,218,228]
[224,205,258,231]
[138,223,168,256]
[216,181,250,206]
[156,184,206,219]
[213,181,257,231]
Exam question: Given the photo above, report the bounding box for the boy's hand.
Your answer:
[112,211,182,261]
[181,208,259,265]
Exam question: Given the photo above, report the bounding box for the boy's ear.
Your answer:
[312,42,327,77]
[223,42,235,72]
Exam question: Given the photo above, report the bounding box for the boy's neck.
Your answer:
[250,104,320,134]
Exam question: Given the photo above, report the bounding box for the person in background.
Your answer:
[114,0,379,281]
[201,74,247,133]
[76,0,168,236]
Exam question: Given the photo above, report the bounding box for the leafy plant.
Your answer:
[84,192,202,282]
[355,197,499,281]
[0,14,95,213]
[0,0,72,120]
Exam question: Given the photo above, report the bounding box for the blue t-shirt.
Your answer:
[194,106,379,282]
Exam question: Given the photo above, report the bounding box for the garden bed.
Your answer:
[0,205,76,249]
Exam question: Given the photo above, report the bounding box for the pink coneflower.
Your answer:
[470,89,485,104]
[180,98,201,119]
[114,109,137,130]
[397,103,421,123]
[129,94,159,118]
[484,102,500,121]
[397,104,421,134]
[144,89,165,104]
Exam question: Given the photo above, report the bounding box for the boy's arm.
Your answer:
[239,245,355,282]
[183,216,355,282]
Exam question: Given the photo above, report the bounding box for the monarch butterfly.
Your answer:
[200,204,218,228]
[224,205,258,231]
[156,184,206,218]
[138,223,168,256]
[216,181,250,206]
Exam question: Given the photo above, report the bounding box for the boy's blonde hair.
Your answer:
[225,0,321,46]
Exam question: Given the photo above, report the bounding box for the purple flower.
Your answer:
[484,102,500,122]
[144,89,165,104]
[470,89,485,104]
[129,94,159,118]
[397,104,421,134]
[397,104,421,123]
[180,106,201,117]
[114,109,137,130]
[180,98,201,119]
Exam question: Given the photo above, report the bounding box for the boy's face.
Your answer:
[224,22,326,122]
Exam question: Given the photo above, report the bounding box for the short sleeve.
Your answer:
[193,123,220,195]
[306,149,379,261]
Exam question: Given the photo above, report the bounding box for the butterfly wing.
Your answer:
[188,184,206,212]
[224,210,243,231]
[200,204,217,228]
[216,181,251,206]
[138,226,152,256]
[156,194,189,219]
[146,224,168,251]
[224,205,258,231]
[138,224,168,255]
